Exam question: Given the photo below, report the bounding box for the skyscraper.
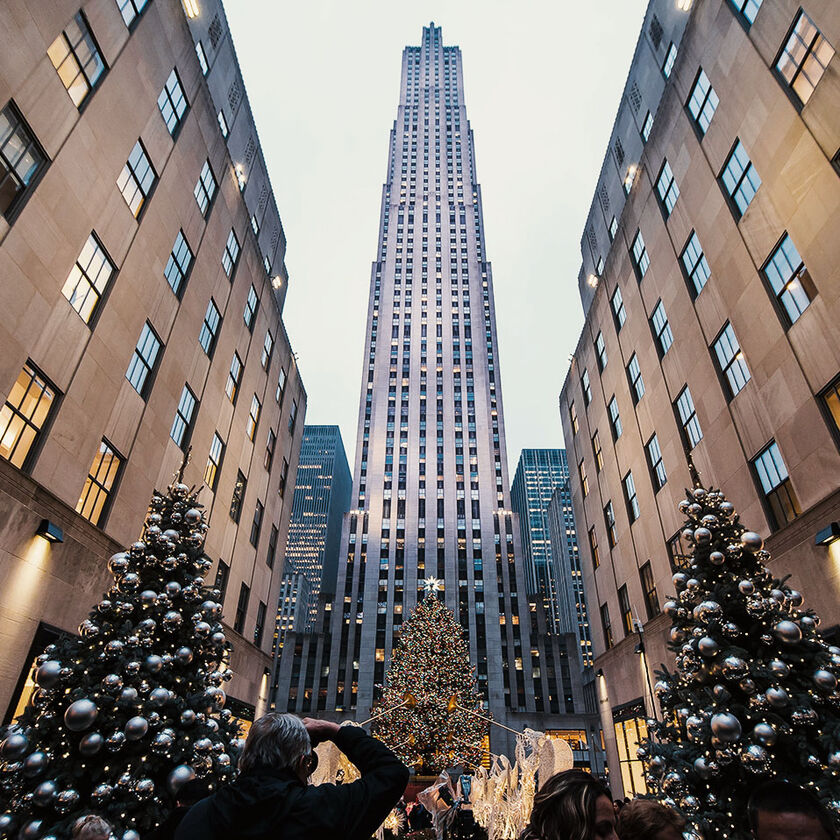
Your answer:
[275,24,599,759]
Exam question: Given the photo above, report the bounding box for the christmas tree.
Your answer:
[0,472,240,840]
[371,584,488,773]
[643,481,840,838]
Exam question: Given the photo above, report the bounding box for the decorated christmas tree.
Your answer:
[643,481,840,838]
[371,583,488,773]
[0,471,240,840]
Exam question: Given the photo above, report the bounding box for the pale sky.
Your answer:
[226,0,649,474]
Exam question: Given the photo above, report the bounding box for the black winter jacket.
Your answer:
[173,727,409,840]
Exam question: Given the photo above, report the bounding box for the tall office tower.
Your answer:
[0,0,306,731]
[558,0,839,797]
[276,425,351,643]
[275,24,600,762]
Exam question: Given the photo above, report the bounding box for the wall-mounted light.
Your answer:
[181,0,200,18]
[676,0,694,10]
[272,275,284,290]
[587,273,599,289]
[816,522,840,546]
[596,668,604,678]
[36,519,63,543]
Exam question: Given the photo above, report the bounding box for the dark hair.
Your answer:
[521,769,612,840]
[176,778,212,806]
[239,712,311,772]
[617,799,686,840]
[747,781,836,839]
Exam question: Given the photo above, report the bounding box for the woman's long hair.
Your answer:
[521,769,611,840]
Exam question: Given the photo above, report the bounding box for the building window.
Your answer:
[569,401,579,435]
[199,299,221,357]
[608,396,622,441]
[604,501,617,548]
[581,369,592,406]
[662,42,677,78]
[820,375,840,446]
[250,499,263,547]
[641,110,653,143]
[117,0,149,27]
[234,582,250,634]
[288,399,298,434]
[62,233,114,323]
[651,300,673,356]
[589,527,600,569]
[217,110,229,138]
[618,584,634,636]
[668,531,692,571]
[646,434,667,491]
[752,440,800,529]
[215,558,229,602]
[0,362,59,470]
[713,322,750,398]
[194,160,217,217]
[623,472,640,523]
[631,230,650,279]
[627,354,644,403]
[279,457,289,497]
[0,103,47,221]
[226,353,242,403]
[230,470,247,522]
[158,69,188,135]
[266,525,278,568]
[254,601,267,647]
[611,286,626,330]
[170,384,196,449]
[126,322,162,398]
[118,140,156,218]
[276,367,287,404]
[164,230,193,296]
[687,69,719,135]
[655,161,679,217]
[195,40,209,75]
[247,395,261,441]
[47,12,106,108]
[261,331,274,369]
[680,231,710,297]
[264,428,276,471]
[775,12,835,107]
[244,284,259,330]
[676,386,702,449]
[222,229,240,277]
[721,139,761,218]
[600,602,613,649]
[729,0,763,25]
[614,707,649,796]
[592,431,604,472]
[204,433,224,490]
[608,216,618,240]
[638,562,659,620]
[76,439,123,526]
[251,213,260,236]
[762,234,813,326]
[578,459,589,497]
[595,332,608,372]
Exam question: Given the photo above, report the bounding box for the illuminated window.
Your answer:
[76,439,123,526]
[631,230,650,278]
[729,0,762,25]
[251,213,260,236]
[222,229,240,278]
[680,231,710,297]
[0,103,47,222]
[627,354,644,403]
[157,69,188,135]
[569,401,579,435]
[170,384,196,449]
[244,285,259,331]
[204,433,224,490]
[721,140,761,218]
[820,375,840,446]
[713,322,750,398]
[217,110,229,138]
[117,0,149,27]
[0,362,59,470]
[676,386,702,449]
[650,300,673,356]
[225,353,242,403]
[687,69,718,135]
[247,394,261,441]
[646,434,667,491]
[164,230,193,296]
[655,160,679,216]
[662,42,677,78]
[126,322,161,398]
[592,431,603,472]
[614,705,649,795]
[199,299,221,356]
[752,440,800,529]
[611,286,626,330]
[47,12,106,108]
[195,41,209,76]
[578,459,589,497]
[230,469,247,522]
[118,140,156,218]
[775,11,835,106]
[62,233,114,324]
[194,160,217,217]
[762,234,813,326]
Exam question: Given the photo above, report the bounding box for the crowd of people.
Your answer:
[65,714,837,840]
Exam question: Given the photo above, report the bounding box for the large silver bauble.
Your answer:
[0,732,29,760]
[194,621,212,638]
[670,627,686,644]
[709,551,725,566]
[694,527,712,545]
[22,752,48,778]
[180,709,197,726]
[35,661,62,690]
[135,778,155,800]
[742,744,771,773]
[20,820,43,840]
[738,579,755,595]
[788,590,804,607]
[78,732,103,756]
[151,732,174,754]
[672,572,688,590]
[769,659,790,678]
[739,677,757,694]
[163,610,183,630]
[118,686,139,707]
[752,722,777,746]
[741,531,764,551]
[692,488,707,501]
[167,764,196,795]
[814,669,838,691]
[122,831,141,840]
[102,674,123,694]
[124,716,149,741]
[686,715,705,741]
[106,731,126,752]
[801,616,817,632]
[108,553,130,574]
[32,781,57,807]
[194,737,213,753]
[149,687,171,707]
[145,655,163,673]
[693,756,715,780]
[64,699,98,732]
[91,783,113,805]
[698,637,719,657]
[720,501,735,516]
[710,712,742,742]
[54,789,79,814]
[765,686,790,708]
[828,751,840,769]
[722,655,748,677]
[774,620,802,645]
[105,639,124,656]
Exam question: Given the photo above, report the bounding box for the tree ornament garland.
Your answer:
[644,484,840,838]
[0,480,241,840]
[371,592,488,773]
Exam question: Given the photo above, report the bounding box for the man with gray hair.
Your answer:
[174,714,409,840]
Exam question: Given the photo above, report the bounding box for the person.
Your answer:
[520,769,618,840]
[408,800,433,830]
[71,815,113,840]
[747,780,837,840]
[616,798,685,840]
[174,714,409,840]
[145,779,211,840]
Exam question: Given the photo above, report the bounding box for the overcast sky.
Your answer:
[226,0,648,474]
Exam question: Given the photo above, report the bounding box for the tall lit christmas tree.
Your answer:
[0,473,240,840]
[371,583,488,773]
[643,481,840,838]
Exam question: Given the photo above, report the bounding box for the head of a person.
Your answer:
[617,798,686,840]
[239,713,315,783]
[522,769,617,840]
[748,781,837,840]
[71,815,112,840]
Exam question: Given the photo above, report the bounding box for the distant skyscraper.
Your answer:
[275,25,601,760]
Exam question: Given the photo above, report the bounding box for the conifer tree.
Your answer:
[371,585,488,773]
[643,483,840,838]
[0,476,240,840]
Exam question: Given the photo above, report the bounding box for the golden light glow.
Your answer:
[587,273,599,288]
[181,0,200,17]
[677,0,693,10]
[624,164,638,190]
[272,275,283,290]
